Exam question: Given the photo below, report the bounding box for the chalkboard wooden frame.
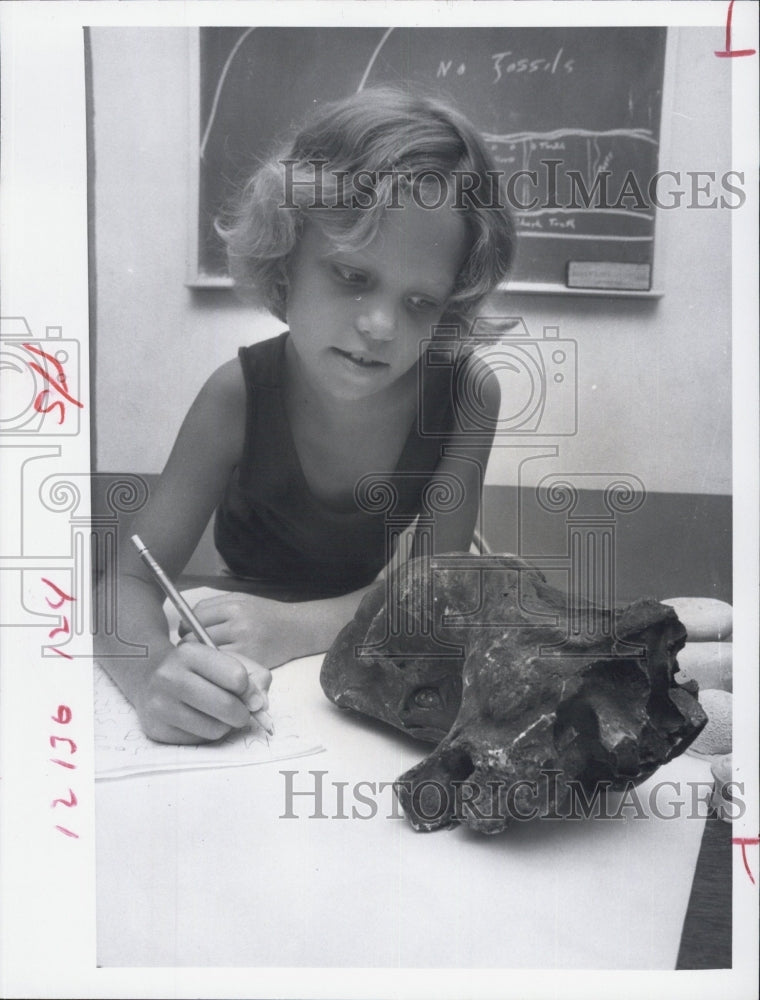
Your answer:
[187,26,677,298]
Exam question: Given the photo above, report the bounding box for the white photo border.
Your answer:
[0,2,757,998]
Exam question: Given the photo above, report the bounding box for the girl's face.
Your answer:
[285,197,469,401]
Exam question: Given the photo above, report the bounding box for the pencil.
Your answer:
[131,534,275,736]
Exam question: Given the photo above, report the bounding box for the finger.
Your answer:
[143,720,215,745]
[178,642,246,688]
[178,621,234,647]
[148,697,238,743]
[249,707,275,737]
[174,645,271,721]
[243,660,273,697]
[171,667,252,729]
[222,652,273,734]
[225,651,272,703]
[239,663,274,734]
[190,596,242,627]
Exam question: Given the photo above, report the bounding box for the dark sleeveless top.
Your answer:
[214,332,455,597]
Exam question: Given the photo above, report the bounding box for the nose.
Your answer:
[354,296,398,343]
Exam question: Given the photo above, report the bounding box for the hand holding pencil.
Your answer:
[132,535,274,742]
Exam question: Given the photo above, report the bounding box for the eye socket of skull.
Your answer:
[398,675,461,732]
[412,687,442,709]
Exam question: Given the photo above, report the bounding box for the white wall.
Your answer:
[92,28,283,477]
[93,27,731,496]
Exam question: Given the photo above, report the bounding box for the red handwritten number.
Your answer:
[49,735,77,754]
[715,1,757,57]
[35,396,66,425]
[54,825,79,839]
[41,578,75,659]
[51,789,78,809]
[48,617,71,640]
[51,705,73,725]
[41,578,75,610]
[20,342,83,425]
[49,704,80,838]
[50,757,76,770]
[49,646,74,660]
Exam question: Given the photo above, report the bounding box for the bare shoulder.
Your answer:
[172,356,247,469]
[198,356,247,414]
[452,347,502,434]
[463,349,501,411]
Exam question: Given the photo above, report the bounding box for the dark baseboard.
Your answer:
[91,474,731,604]
[481,484,731,604]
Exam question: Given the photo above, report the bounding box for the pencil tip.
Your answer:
[251,711,275,737]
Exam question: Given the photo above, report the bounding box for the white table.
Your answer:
[96,653,711,969]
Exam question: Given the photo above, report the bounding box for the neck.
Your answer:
[283,336,418,427]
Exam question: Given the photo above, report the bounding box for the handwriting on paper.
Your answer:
[93,663,324,779]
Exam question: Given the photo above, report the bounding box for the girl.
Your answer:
[96,87,515,744]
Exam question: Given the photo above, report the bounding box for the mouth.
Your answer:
[332,347,389,369]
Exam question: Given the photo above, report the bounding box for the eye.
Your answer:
[407,294,440,314]
[332,263,367,286]
[412,687,443,709]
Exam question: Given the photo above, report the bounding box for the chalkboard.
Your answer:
[191,27,669,295]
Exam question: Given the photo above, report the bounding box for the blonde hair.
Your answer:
[216,87,516,325]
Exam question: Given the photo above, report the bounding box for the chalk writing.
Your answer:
[492,49,574,83]
[198,26,667,285]
[436,60,466,78]
[481,127,658,238]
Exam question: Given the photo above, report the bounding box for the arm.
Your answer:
[94,359,271,744]
[182,583,379,666]
[414,350,501,557]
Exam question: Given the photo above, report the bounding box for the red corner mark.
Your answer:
[715,1,756,57]
[732,837,760,885]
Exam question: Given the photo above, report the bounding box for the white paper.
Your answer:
[93,661,324,779]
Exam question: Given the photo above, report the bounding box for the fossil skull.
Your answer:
[320,554,706,833]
